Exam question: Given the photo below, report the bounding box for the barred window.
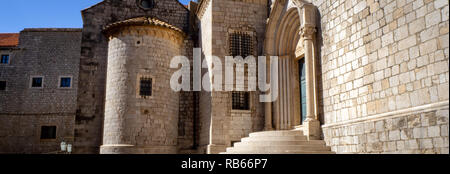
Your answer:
[40,126,56,140]
[139,77,152,97]
[232,91,250,110]
[229,32,253,58]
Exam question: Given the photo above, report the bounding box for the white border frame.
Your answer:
[58,76,73,89]
[29,76,44,89]
[0,54,11,65]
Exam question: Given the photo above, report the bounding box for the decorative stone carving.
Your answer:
[300,25,317,40]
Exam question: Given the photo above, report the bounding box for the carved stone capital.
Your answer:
[300,25,317,40]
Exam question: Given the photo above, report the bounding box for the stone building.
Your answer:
[0,0,448,154]
[0,29,81,153]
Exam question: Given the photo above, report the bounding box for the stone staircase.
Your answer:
[220,130,335,154]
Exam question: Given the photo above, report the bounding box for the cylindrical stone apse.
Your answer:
[100,17,185,154]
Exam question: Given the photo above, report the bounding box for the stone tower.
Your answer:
[74,0,191,154]
[100,17,185,154]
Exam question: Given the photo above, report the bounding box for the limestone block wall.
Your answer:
[0,29,81,114]
[229,109,264,145]
[177,0,200,154]
[75,0,190,153]
[177,39,197,153]
[314,0,449,153]
[197,0,267,153]
[0,114,75,153]
[212,0,267,152]
[0,29,81,153]
[100,26,183,154]
[198,0,213,153]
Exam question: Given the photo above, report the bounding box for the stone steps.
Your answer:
[232,144,331,151]
[235,140,326,146]
[249,130,304,137]
[223,150,336,154]
[241,135,308,141]
[221,130,335,154]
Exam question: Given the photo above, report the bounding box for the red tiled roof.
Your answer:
[0,33,19,47]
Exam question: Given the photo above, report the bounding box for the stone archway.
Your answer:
[263,0,321,140]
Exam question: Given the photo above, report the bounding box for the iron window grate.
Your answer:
[140,77,152,97]
[229,32,253,58]
[232,91,250,110]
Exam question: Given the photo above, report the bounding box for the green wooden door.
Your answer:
[299,59,307,123]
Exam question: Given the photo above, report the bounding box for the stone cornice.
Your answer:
[0,47,20,51]
[103,17,185,36]
[322,100,450,128]
[21,28,82,32]
[195,0,211,19]
[292,0,313,7]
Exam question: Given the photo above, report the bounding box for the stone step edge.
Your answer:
[223,151,336,154]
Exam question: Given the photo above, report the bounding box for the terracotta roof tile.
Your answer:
[103,17,184,34]
[0,33,19,47]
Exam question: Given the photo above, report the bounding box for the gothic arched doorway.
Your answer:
[263,0,321,140]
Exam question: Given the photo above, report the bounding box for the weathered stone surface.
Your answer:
[100,25,184,154]
[0,29,81,153]
[0,0,448,154]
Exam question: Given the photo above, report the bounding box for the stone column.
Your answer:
[300,3,321,140]
[265,57,273,130]
[265,102,273,130]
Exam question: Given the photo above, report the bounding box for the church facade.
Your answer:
[0,0,448,154]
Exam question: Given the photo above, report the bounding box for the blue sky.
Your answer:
[0,0,192,33]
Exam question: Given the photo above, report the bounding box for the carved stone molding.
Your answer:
[300,25,316,40]
[196,0,211,19]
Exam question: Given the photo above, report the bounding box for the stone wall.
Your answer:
[100,25,183,154]
[178,3,198,152]
[198,0,213,153]
[197,0,267,153]
[211,0,267,153]
[323,106,448,153]
[75,0,191,153]
[177,39,197,153]
[314,0,449,153]
[0,29,81,153]
[0,114,75,154]
[1,0,447,154]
